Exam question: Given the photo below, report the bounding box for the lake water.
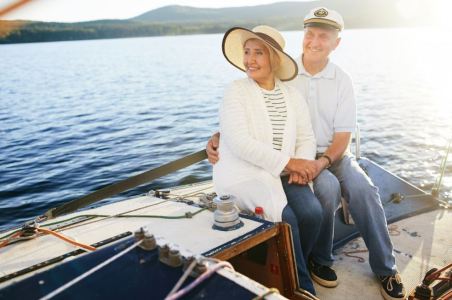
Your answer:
[0,27,451,231]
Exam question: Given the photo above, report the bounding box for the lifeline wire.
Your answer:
[39,239,142,300]
[165,259,198,298]
[165,261,233,300]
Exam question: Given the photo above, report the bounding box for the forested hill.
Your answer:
[0,0,433,44]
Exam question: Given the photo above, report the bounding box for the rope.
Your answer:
[432,140,451,197]
[0,231,22,248]
[0,0,33,17]
[165,261,233,300]
[0,227,95,251]
[165,259,198,298]
[0,204,205,249]
[39,240,142,300]
[342,249,368,263]
[0,188,209,242]
[55,200,169,232]
[37,228,96,251]
[252,288,280,300]
[171,186,214,199]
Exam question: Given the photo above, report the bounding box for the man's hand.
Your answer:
[285,158,316,183]
[311,159,328,179]
[286,159,327,184]
[206,132,220,164]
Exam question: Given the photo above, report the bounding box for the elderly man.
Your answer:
[207,7,406,300]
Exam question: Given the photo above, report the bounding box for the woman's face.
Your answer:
[243,39,274,88]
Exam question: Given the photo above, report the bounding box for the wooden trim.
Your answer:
[213,222,316,300]
[213,226,279,261]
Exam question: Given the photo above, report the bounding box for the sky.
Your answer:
[0,0,314,22]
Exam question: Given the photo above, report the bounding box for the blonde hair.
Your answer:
[244,38,281,76]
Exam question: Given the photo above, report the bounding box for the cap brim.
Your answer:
[222,27,298,81]
[304,18,342,31]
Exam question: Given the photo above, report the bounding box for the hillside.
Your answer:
[0,0,434,44]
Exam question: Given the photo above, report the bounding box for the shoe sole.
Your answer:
[379,286,407,300]
[310,271,338,288]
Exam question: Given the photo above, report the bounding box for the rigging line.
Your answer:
[0,0,33,17]
[62,208,207,220]
[171,185,214,198]
[1,201,166,241]
[51,206,206,234]
[432,140,451,197]
[165,259,198,298]
[50,199,169,232]
[165,261,234,300]
[0,231,22,248]
[39,239,142,300]
[37,228,96,251]
[0,229,22,241]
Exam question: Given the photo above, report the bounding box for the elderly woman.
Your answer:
[213,25,322,295]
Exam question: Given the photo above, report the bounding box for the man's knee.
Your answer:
[314,171,341,212]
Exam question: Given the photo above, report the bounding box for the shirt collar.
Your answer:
[297,55,335,79]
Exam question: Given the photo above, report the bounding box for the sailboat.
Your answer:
[0,139,450,299]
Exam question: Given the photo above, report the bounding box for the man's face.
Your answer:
[303,26,341,63]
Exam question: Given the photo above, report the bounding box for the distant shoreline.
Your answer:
[0,21,423,45]
[0,1,430,45]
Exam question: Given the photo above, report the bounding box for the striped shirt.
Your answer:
[261,84,287,151]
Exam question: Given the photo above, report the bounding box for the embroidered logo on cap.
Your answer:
[314,8,328,18]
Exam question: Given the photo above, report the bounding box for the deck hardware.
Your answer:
[134,227,146,240]
[140,233,157,251]
[390,193,404,203]
[181,256,206,277]
[168,249,183,267]
[159,245,183,267]
[155,189,171,199]
[21,221,39,237]
[212,195,244,231]
[199,192,217,211]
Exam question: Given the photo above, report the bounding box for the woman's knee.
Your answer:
[300,197,323,227]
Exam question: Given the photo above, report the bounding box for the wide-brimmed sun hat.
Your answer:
[222,25,298,81]
[304,7,344,31]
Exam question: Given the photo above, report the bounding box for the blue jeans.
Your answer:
[281,177,323,295]
[311,154,397,276]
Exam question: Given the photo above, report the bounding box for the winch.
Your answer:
[212,195,244,231]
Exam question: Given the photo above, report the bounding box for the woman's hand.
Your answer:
[285,158,315,181]
[288,172,308,185]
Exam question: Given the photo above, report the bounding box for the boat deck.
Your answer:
[315,209,451,299]
[1,175,450,299]
[170,181,452,299]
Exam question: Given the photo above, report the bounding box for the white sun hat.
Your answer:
[222,25,298,81]
[304,7,345,31]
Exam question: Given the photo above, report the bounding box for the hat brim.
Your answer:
[222,27,298,82]
[304,18,342,31]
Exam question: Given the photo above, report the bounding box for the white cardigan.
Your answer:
[213,78,316,221]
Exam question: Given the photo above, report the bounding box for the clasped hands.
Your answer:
[285,158,323,185]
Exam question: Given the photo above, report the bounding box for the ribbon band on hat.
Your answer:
[254,32,283,52]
